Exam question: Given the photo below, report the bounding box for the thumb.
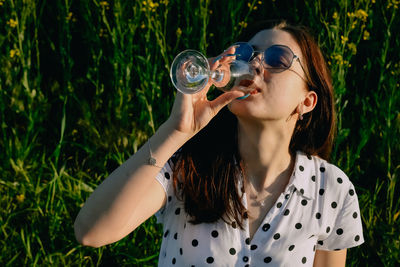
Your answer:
[209,91,246,114]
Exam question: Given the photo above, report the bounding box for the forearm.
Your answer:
[73,119,191,247]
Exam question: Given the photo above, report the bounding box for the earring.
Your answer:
[298,103,304,121]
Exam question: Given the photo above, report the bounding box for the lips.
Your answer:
[250,88,261,95]
[238,79,262,96]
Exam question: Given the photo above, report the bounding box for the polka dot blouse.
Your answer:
[154,151,364,266]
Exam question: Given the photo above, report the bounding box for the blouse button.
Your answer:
[243,256,249,262]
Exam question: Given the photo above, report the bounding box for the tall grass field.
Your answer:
[1,0,399,266]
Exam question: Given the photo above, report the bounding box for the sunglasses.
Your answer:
[232,42,311,85]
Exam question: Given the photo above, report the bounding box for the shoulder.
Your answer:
[303,154,365,250]
[308,153,357,207]
[297,151,351,185]
[316,156,351,187]
[296,151,356,201]
[315,156,350,186]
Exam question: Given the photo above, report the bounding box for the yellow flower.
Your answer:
[363,30,370,40]
[100,1,109,6]
[247,2,251,7]
[7,18,18,28]
[10,49,20,58]
[347,43,357,55]
[332,12,338,19]
[332,53,343,64]
[258,1,262,4]
[341,35,348,44]
[253,6,258,10]
[355,9,368,22]
[66,12,73,21]
[141,23,145,29]
[16,194,25,203]
[209,10,213,14]
[386,0,399,9]
[239,21,248,28]
[176,27,182,37]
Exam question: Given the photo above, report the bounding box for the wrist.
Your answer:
[163,118,195,141]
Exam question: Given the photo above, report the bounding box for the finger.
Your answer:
[220,45,239,62]
[209,45,238,67]
[209,55,234,72]
[223,44,239,55]
[209,90,245,115]
[208,54,222,71]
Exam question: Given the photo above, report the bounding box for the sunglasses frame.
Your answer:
[233,42,312,86]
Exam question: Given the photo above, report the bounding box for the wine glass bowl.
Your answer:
[170,50,210,94]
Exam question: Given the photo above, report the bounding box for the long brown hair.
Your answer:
[171,20,336,229]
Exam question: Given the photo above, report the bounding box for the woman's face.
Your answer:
[228,29,312,123]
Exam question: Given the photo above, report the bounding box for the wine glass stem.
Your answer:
[210,69,224,83]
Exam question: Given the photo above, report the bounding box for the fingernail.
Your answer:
[236,93,250,100]
[212,55,222,63]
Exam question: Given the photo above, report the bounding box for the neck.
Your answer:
[237,118,296,192]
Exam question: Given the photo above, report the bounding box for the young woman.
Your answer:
[74,21,364,266]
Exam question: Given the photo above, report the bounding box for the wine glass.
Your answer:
[170,49,256,94]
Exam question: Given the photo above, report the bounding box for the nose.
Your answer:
[250,56,263,76]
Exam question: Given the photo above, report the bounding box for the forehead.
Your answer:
[248,29,301,54]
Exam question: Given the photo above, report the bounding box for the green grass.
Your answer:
[0,0,399,266]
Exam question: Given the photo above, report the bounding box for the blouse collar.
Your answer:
[286,151,317,200]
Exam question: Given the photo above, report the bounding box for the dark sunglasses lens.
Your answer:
[234,43,253,62]
[264,46,293,71]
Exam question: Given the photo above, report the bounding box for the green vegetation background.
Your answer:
[1,0,399,266]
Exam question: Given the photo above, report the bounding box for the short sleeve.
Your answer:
[154,160,175,224]
[317,184,365,250]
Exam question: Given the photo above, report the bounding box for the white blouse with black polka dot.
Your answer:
[153,151,364,266]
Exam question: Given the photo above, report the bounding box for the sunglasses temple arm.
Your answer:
[296,57,314,88]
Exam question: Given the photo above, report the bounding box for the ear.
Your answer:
[302,90,318,115]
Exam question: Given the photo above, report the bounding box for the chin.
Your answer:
[228,99,265,121]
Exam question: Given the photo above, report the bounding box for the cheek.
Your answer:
[261,79,302,113]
